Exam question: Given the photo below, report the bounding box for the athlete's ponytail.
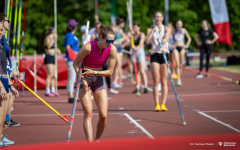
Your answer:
[99,25,115,38]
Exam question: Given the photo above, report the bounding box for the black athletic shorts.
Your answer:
[150,53,169,64]
[44,53,55,64]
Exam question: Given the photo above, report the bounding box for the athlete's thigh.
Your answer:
[79,89,93,113]
[150,62,160,83]
[93,89,108,116]
[179,49,185,65]
[160,64,168,81]
[173,49,180,65]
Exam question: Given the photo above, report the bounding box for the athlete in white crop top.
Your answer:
[145,11,171,112]
[151,25,169,55]
[173,20,191,87]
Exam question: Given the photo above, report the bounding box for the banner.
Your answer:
[209,0,232,45]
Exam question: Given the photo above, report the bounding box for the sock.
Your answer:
[51,87,55,93]
[46,88,50,94]
[5,114,10,122]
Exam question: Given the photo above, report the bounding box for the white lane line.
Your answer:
[198,111,240,133]
[123,113,154,139]
[202,110,240,113]
[14,97,112,104]
[169,91,240,97]
[11,113,125,117]
[11,114,84,117]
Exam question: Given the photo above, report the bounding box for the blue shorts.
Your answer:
[0,75,9,93]
[115,44,122,53]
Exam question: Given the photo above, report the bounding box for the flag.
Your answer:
[209,0,232,45]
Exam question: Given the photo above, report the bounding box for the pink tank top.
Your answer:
[83,40,111,68]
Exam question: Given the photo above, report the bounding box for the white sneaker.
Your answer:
[158,83,161,91]
[109,89,119,94]
[118,82,123,86]
[1,135,14,145]
[111,82,122,88]
[0,141,7,147]
[195,73,203,78]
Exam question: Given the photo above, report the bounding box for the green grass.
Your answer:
[213,65,240,74]
[192,60,240,74]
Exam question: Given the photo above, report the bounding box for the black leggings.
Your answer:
[102,62,111,89]
[199,45,212,72]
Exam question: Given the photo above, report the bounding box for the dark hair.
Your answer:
[153,11,163,18]
[203,20,211,29]
[133,22,140,27]
[95,22,102,28]
[66,25,77,33]
[0,13,7,22]
[116,17,125,25]
[46,27,55,36]
[99,24,115,38]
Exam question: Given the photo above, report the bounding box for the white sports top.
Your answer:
[151,25,169,55]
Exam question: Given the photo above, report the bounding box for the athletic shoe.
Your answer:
[205,74,209,78]
[132,89,141,94]
[5,119,20,127]
[45,93,55,97]
[155,104,161,112]
[118,82,123,86]
[68,98,74,103]
[176,79,182,86]
[195,73,203,78]
[0,141,7,147]
[161,104,167,111]
[111,82,122,89]
[52,92,60,97]
[158,83,161,91]
[1,135,14,145]
[171,74,178,79]
[143,88,148,94]
[109,89,119,94]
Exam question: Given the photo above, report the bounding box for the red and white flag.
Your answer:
[209,0,232,45]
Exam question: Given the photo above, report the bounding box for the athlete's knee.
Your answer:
[160,78,168,86]
[99,113,107,121]
[84,110,93,119]
[153,80,159,86]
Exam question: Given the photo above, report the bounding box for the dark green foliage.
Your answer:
[0,0,239,55]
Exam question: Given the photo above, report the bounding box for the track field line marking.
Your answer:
[169,91,240,97]
[11,113,125,117]
[198,111,240,133]
[14,96,113,104]
[201,110,240,113]
[123,113,154,139]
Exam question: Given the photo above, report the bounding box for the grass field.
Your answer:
[192,60,240,74]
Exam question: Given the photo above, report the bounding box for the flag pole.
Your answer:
[12,0,19,60]
[95,0,98,23]
[16,0,23,68]
[19,0,27,73]
[6,0,13,43]
[54,0,58,94]
[239,3,240,52]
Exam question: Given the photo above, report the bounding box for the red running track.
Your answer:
[3,67,240,149]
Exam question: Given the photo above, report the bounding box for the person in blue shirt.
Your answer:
[0,14,19,129]
[64,19,79,103]
[0,22,17,147]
